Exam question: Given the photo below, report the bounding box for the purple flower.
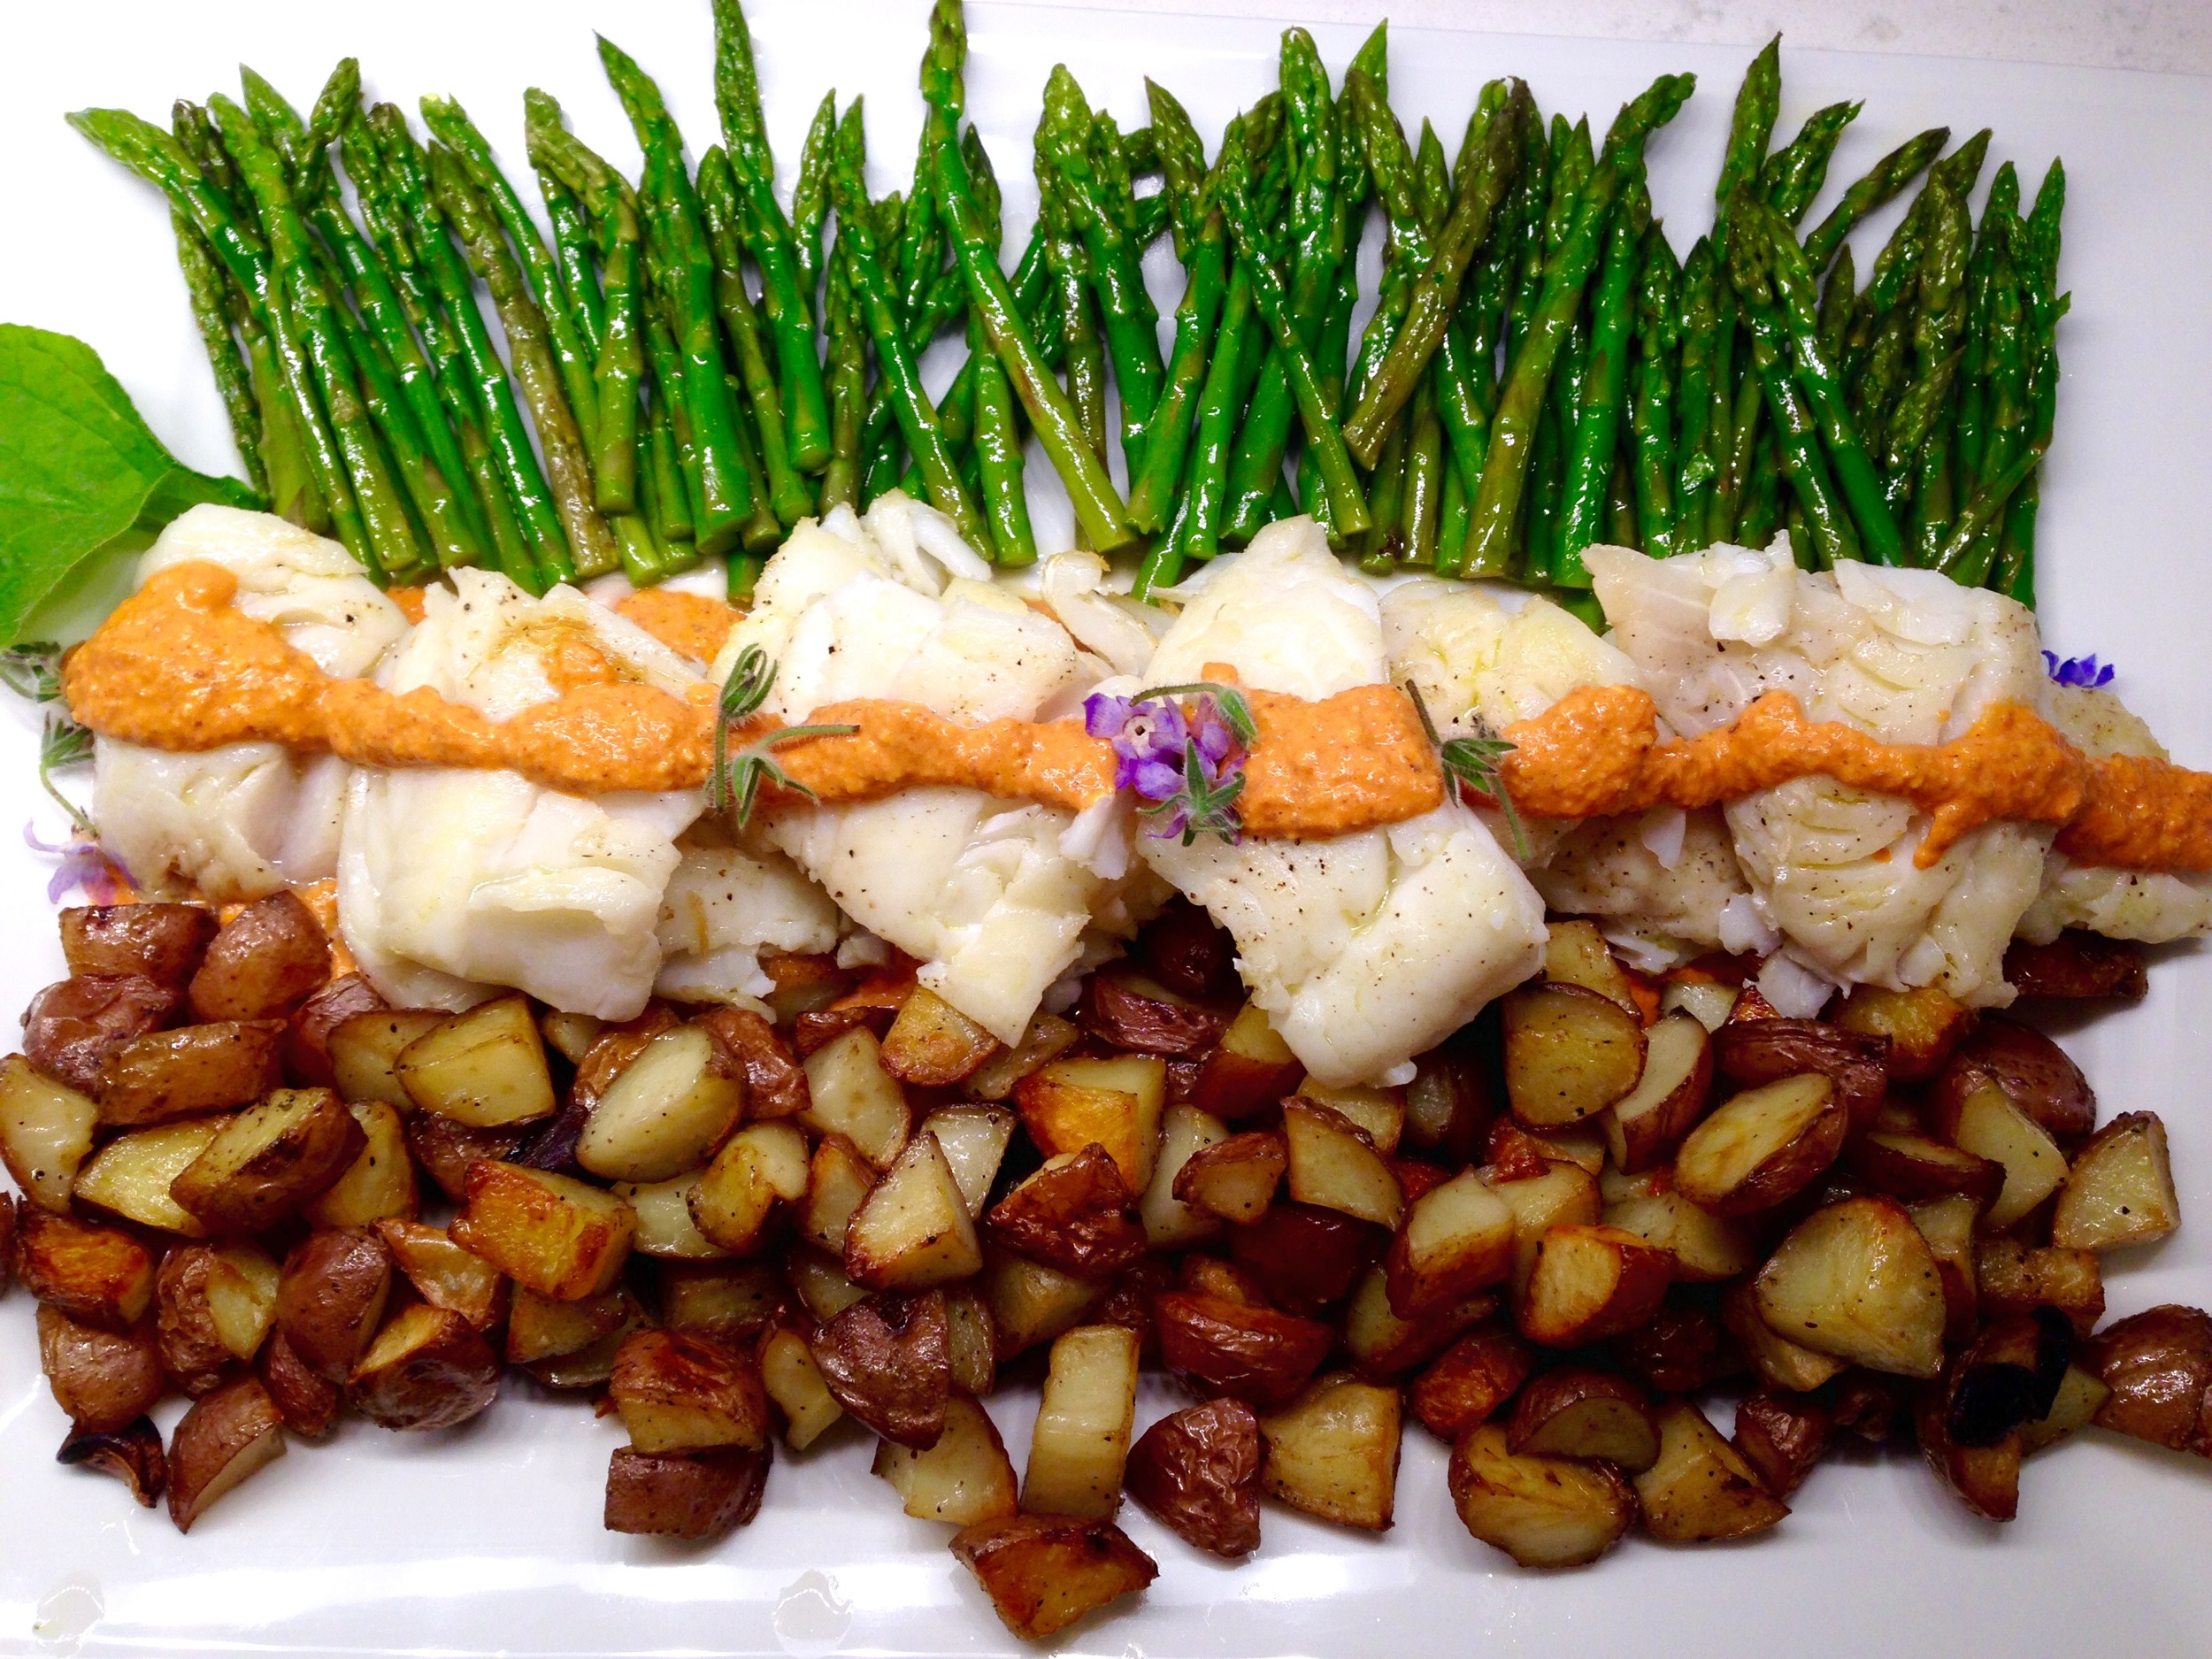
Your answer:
[2044,650,2115,690]
[24,822,131,905]
[1083,687,1249,844]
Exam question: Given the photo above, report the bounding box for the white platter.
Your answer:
[3,3,2211,1655]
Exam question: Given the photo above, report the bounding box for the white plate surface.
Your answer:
[2,4,2210,1655]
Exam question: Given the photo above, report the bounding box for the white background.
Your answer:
[2,3,2210,1655]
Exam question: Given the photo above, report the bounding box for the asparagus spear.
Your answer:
[1399,369,1446,565]
[1760,99,1859,225]
[1673,236,1717,549]
[1802,125,1951,274]
[1126,81,1224,535]
[1556,182,1645,583]
[956,127,1035,567]
[170,209,270,500]
[1632,224,1682,557]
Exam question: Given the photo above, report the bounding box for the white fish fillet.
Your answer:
[653,828,845,1010]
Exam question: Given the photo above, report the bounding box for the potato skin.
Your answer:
[1155,1291,1333,1409]
[286,974,388,1088]
[166,1372,287,1532]
[2085,1304,2212,1455]
[171,1089,368,1234]
[986,1144,1145,1278]
[1078,966,1233,1057]
[37,1304,165,1432]
[949,1513,1159,1641]
[62,903,218,987]
[1712,1019,1889,1129]
[603,1444,770,1539]
[349,1307,502,1431]
[0,1191,14,1294]
[1932,1018,2096,1148]
[58,1416,167,1506]
[188,890,334,1022]
[1123,1399,1263,1558]
[1409,1327,1537,1441]
[1136,897,1238,1002]
[1732,1387,1832,1498]
[275,1227,395,1382]
[22,974,183,1094]
[95,1020,287,1126]
[403,1113,526,1203]
[1227,1202,1380,1315]
[258,1331,342,1439]
[810,1290,952,1449]
[156,1247,237,1396]
[2003,930,2147,1002]
[695,1007,810,1120]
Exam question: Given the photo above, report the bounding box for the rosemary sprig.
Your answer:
[1136,680,1258,746]
[3,642,97,837]
[1140,738,1247,845]
[1406,680,1527,860]
[709,645,858,830]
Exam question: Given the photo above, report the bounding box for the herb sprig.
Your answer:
[3,641,97,837]
[1407,680,1527,859]
[708,645,858,829]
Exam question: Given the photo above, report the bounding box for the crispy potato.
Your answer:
[1732,1387,1832,1498]
[800,1027,910,1168]
[981,1248,1102,1361]
[303,1099,418,1228]
[276,1227,394,1382]
[1155,1290,1332,1409]
[609,1327,768,1453]
[1721,1281,1846,1393]
[796,1133,876,1254]
[62,902,217,986]
[0,1053,99,1212]
[759,949,854,1024]
[1188,1002,1304,1121]
[1932,1017,2096,1147]
[2052,1110,2178,1251]
[878,986,1001,1085]
[1341,1266,1493,1380]
[1173,1129,1286,1225]
[1847,1127,2004,1211]
[576,1025,743,1183]
[987,1144,1143,1278]
[658,1260,784,1341]
[349,1303,501,1431]
[1601,1011,1712,1174]
[1542,918,1640,1010]
[38,1303,164,1432]
[1485,1161,1605,1301]
[0,1190,12,1293]
[1386,1168,1516,1318]
[1258,1372,1401,1531]
[1929,1078,2068,1231]
[1404,1041,1494,1164]
[1124,1398,1262,1558]
[1136,1102,1228,1250]
[1609,1299,1743,1394]
[918,1103,1018,1220]
[949,1512,1157,1640]
[617,1173,730,1261]
[73,1117,221,1236]
[169,1087,364,1233]
[693,1006,810,1118]
[1673,1074,1845,1217]
[810,1289,951,1448]
[187,890,331,1022]
[762,1324,844,1449]
[1712,1018,1888,1130]
[963,1012,1080,1105]
[1900,1193,1978,1344]
[1976,1240,2104,1334]
[166,1373,286,1532]
[1283,1101,1403,1228]
[945,1283,998,1396]
[604,1445,769,1539]
[523,1297,649,1392]
[1634,1397,1789,1542]
[1754,1196,1946,1377]
[1915,1367,2023,1522]
[1599,1167,1763,1282]
[1519,1224,1672,1348]
[1507,1366,1659,1471]
[1180,1253,1271,1307]
[58,1416,166,1506]
[24,972,184,1095]
[376,1220,506,1330]
[684,1120,809,1255]
[403,1112,523,1204]
[2020,1362,2112,1453]
[1496,1118,1608,1176]
[785,1244,870,1324]
[1017,1055,1167,1190]
[1077,965,1233,1057]
[505,1283,634,1364]
[201,1241,280,1362]
[2003,929,2149,1002]
[328,1009,447,1110]
[1449,1422,1637,1568]
[541,1009,604,1065]
[155,1246,235,1395]
[1410,1325,1537,1441]
[846,1132,984,1289]
[396,995,557,1127]
[1502,981,1647,1127]
[1015,1324,1137,1523]
[257,1331,341,1438]
[1829,1371,1910,1444]
[96,1020,283,1127]
[1832,984,1970,1083]
[1295,1083,1408,1156]
[2085,1304,2212,1455]
[873,1394,1018,1525]
[15,1204,157,1328]
[451,1161,636,1300]
[1940,1310,2071,1452]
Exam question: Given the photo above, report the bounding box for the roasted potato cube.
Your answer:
[918,1103,1018,1219]
[1485,1161,1604,1308]
[349,1302,501,1431]
[874,1394,1018,1525]
[24,972,184,1096]
[62,902,217,986]
[1712,1018,1887,1130]
[604,1444,770,1539]
[1156,1290,1333,1409]
[1915,1362,2024,1522]
[15,1204,157,1328]
[2022,1362,2111,1454]
[1283,1101,1403,1228]
[1402,1041,1494,1164]
[1022,1324,1140,1521]
[203,1241,281,1362]
[1542,918,1639,1010]
[1847,1127,2004,1212]
[658,1259,783,1341]
[945,1283,998,1395]
[1257,1371,1401,1531]
[785,1244,870,1323]
[1076,964,1233,1057]
[845,1131,984,1289]
[0,1053,99,1212]
[761,1324,844,1449]
[72,1117,222,1236]
[1137,1102,1228,1249]
[257,1332,342,1438]
[1600,1167,1763,1282]
[682,1120,809,1255]
[1018,1054,1166,1189]
[575,1025,744,1183]
[1386,1168,1516,1318]
[1136,895,1238,1000]
[169,1087,365,1233]
[797,1026,910,1169]
[788,1133,871,1256]
[1609,1300,1743,1395]
[155,1246,237,1396]
[166,1373,286,1532]
[879,986,1002,1085]
[285,973,388,1088]
[1228,1200,1384,1316]
[810,1289,952,1448]
[1502,981,1647,1127]
[187,890,332,1021]
[1721,1281,1846,1394]
[1673,1073,1846,1217]
[688,1007,804,1118]
[987,1144,1143,1279]
[1449,1422,1637,1568]
[505,1283,634,1365]
[1753,1196,1946,1378]
[1731,1387,1832,1498]
[1976,1240,2105,1335]
[403,1112,524,1204]
[38,1303,164,1432]
[759,949,855,1024]
[1907,1194,1982,1345]
[1341,1264,1493,1380]
[1506,1365,1659,1471]
[451,1161,635,1300]
[96,1020,283,1127]
[609,1327,768,1454]
[327,1009,446,1110]
[962,1012,1080,1105]
[1832,983,1969,1082]
[949,1513,1157,1640]
[2085,1304,2212,1455]
[1518,1224,1672,1348]
[1633,1397,1789,1542]
[275,1226,394,1382]
[396,995,556,1127]
[1172,1129,1286,1225]
[2003,930,2148,1002]
[1125,1398,1262,1559]
[58,1416,167,1507]
[1188,1002,1304,1121]
[1930,1079,2068,1231]
[303,1098,417,1228]
[982,1248,1102,1361]
[1939,1310,2072,1452]
[1601,1010,1711,1173]
[1409,1325,1537,1441]
[615,1173,729,1261]
[376,1220,507,1329]
[1932,1016,2096,1147]
[2052,1110,2178,1252]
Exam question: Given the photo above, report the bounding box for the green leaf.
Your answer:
[0,324,260,647]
